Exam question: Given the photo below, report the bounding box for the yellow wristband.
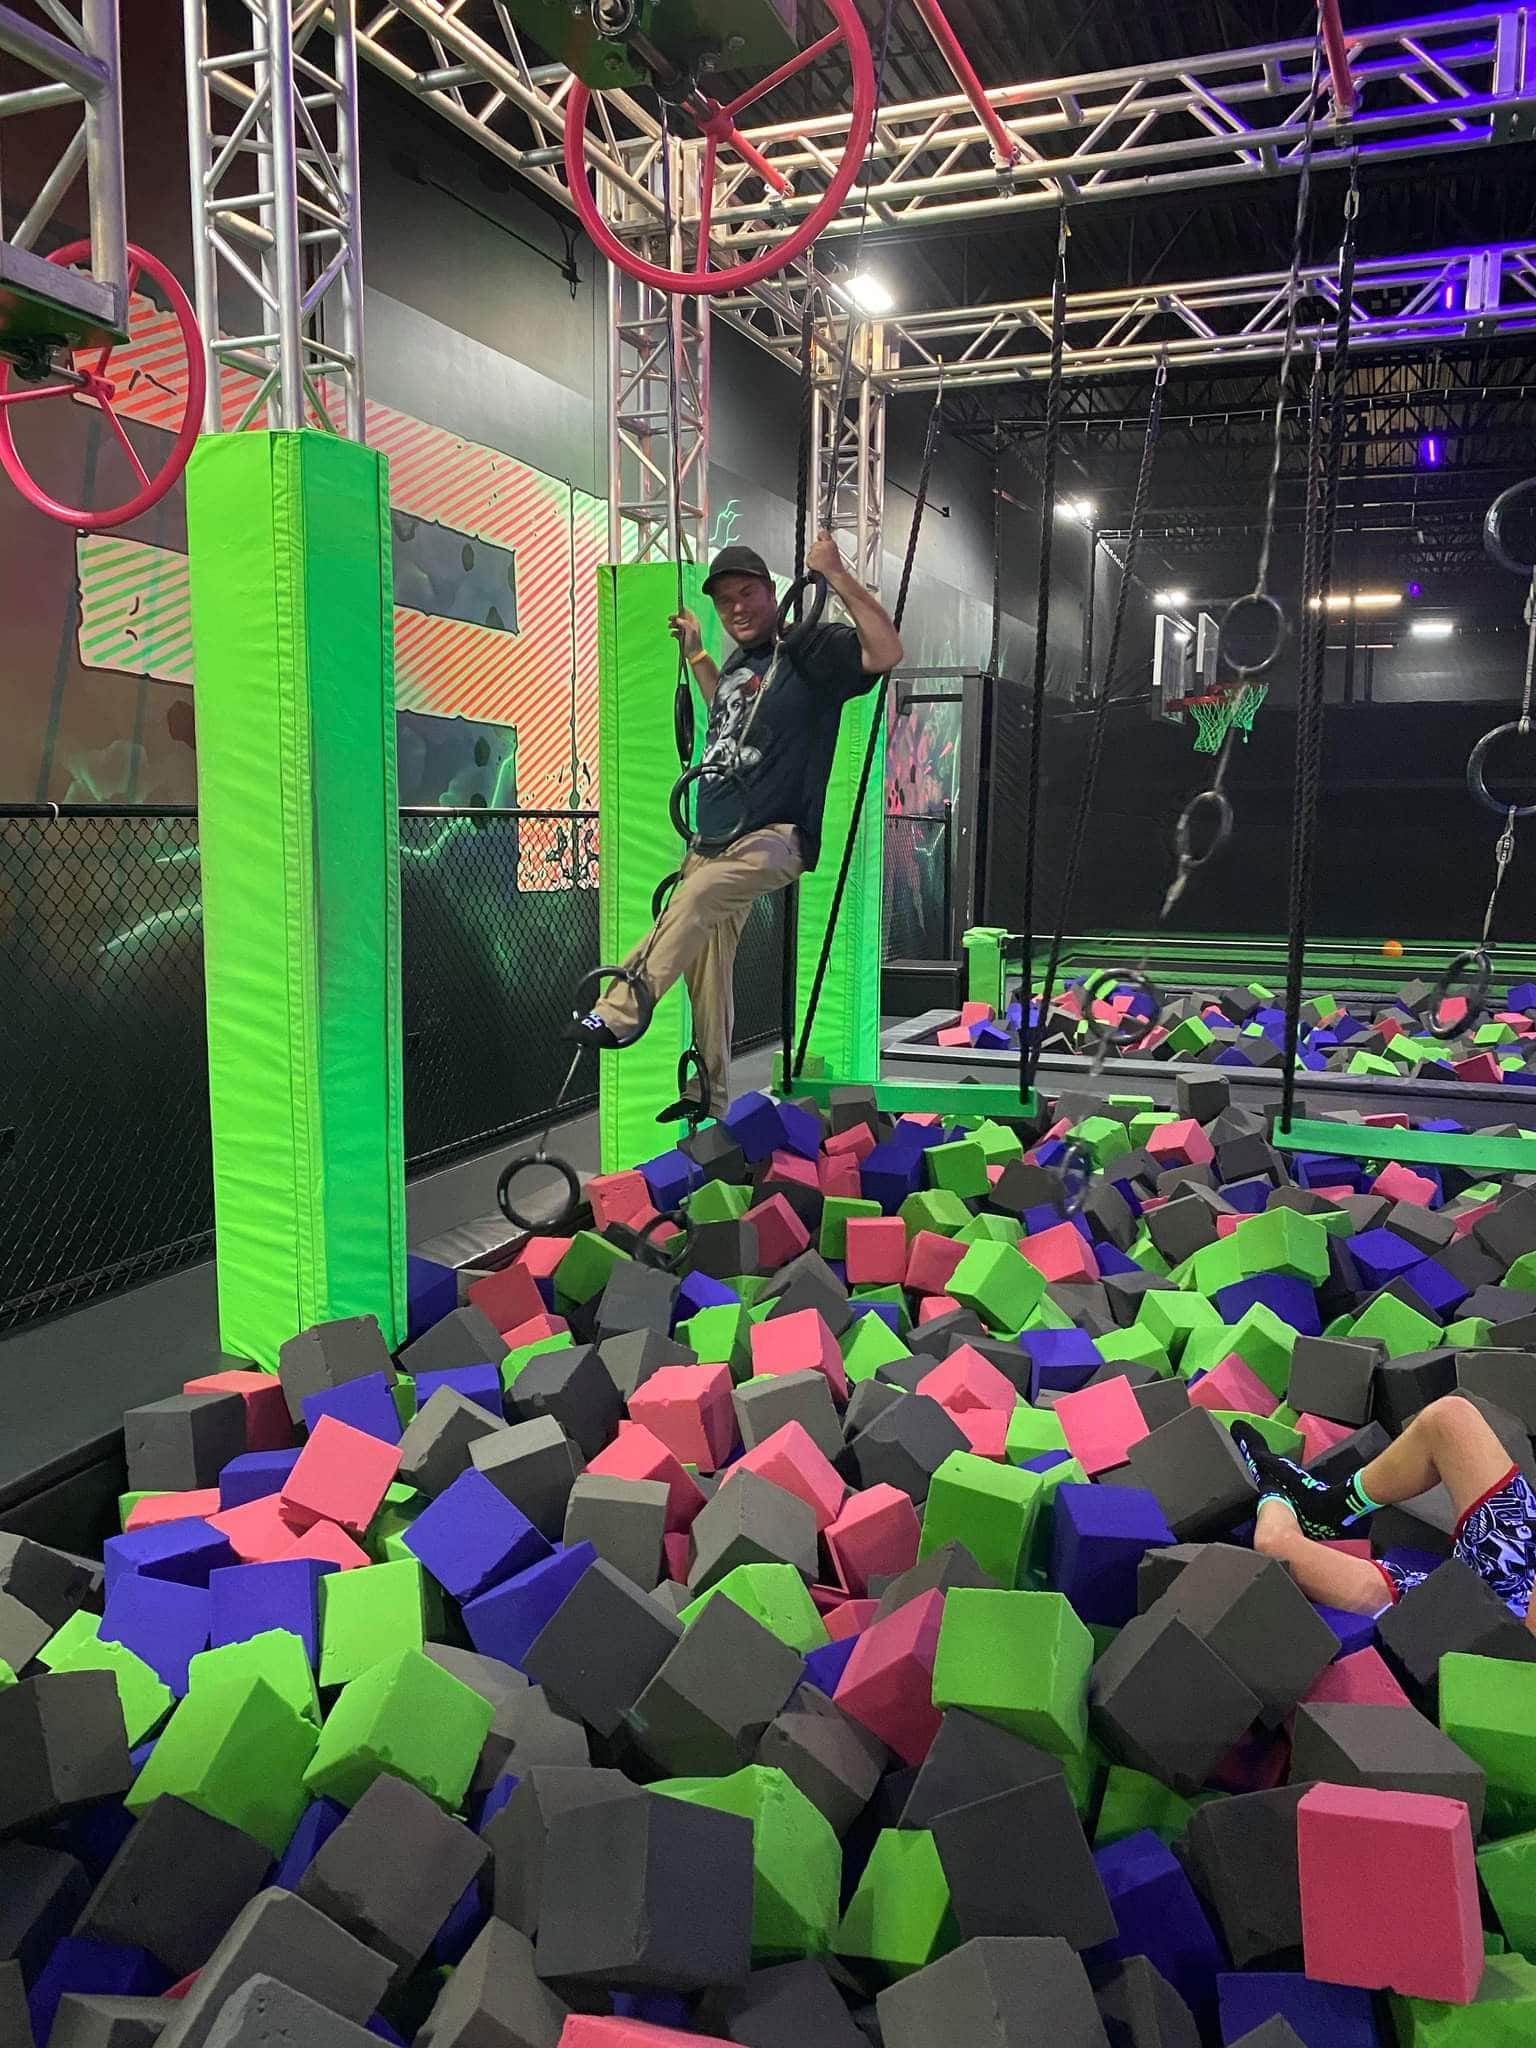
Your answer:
[686,649,711,667]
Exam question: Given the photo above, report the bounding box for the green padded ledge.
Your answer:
[1272,1120,1536,1173]
[188,430,407,1367]
[789,1077,1039,1120]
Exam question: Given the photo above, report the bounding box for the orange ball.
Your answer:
[1382,939,1405,958]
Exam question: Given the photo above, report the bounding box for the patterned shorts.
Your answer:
[1376,1466,1536,1619]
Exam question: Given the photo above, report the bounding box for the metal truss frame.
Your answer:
[0,0,126,344]
[184,0,366,437]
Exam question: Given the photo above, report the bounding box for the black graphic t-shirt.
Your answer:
[694,621,872,870]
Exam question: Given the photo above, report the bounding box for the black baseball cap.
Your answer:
[703,544,773,596]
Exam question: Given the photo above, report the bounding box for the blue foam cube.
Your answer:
[1344,1228,1424,1291]
[777,1101,824,1161]
[301,1371,402,1445]
[1311,1600,1377,1661]
[1050,1483,1176,1628]
[1215,1273,1321,1335]
[407,1255,459,1343]
[431,1876,487,1969]
[802,1637,854,1695]
[219,1447,302,1509]
[405,1467,551,1602]
[675,1270,740,1321]
[860,1142,925,1215]
[1216,1971,1379,2048]
[462,1541,598,1671]
[273,1797,348,1890]
[103,1518,234,1596]
[477,1771,520,1834]
[27,1937,168,2045]
[639,1149,705,1213]
[1086,1830,1224,2021]
[415,1364,503,1419]
[208,1557,335,1665]
[99,1576,211,1694]
[1401,1256,1467,1319]
[722,1091,786,1164]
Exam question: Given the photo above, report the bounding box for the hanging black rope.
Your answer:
[1017,211,1071,1101]
[1280,165,1360,1133]
[790,380,946,1080]
[988,426,1004,678]
[1025,356,1166,1088]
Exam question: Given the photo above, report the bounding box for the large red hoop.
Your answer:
[564,0,877,297]
[0,240,205,532]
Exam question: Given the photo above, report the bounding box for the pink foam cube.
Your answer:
[1323,1538,1375,1560]
[825,1482,921,1596]
[502,1311,569,1350]
[834,1586,945,1764]
[1378,1016,1406,1045]
[183,1370,293,1453]
[1453,1052,1503,1085]
[766,1150,820,1190]
[662,1530,690,1584]
[1145,1118,1215,1167]
[208,1494,301,1565]
[280,1416,402,1536]
[1453,1200,1497,1238]
[1298,1783,1482,2003]
[515,1236,571,1284]
[727,1420,845,1530]
[825,1598,880,1640]
[818,1152,863,1198]
[825,1122,876,1164]
[1020,1220,1100,1285]
[987,1165,1006,1185]
[559,2018,732,2047]
[905,1230,967,1296]
[467,1260,546,1335]
[897,1113,944,1130]
[281,1519,370,1570]
[1137,1027,1171,1055]
[1215,1214,1244,1237]
[627,1363,736,1474]
[586,1170,655,1232]
[1301,1646,1412,1710]
[1371,1160,1438,1207]
[844,1216,909,1286]
[1435,995,1470,1032]
[949,1408,1010,1460]
[1054,1375,1149,1476]
[937,1025,973,1047]
[917,1345,1018,1417]
[588,1421,706,1532]
[1209,1724,1291,1795]
[916,1294,962,1325]
[749,1309,848,1403]
[1187,1354,1278,1418]
[1297,1411,1356,1462]
[960,1002,995,1028]
[125,1489,223,1532]
[809,1583,846,1615]
[743,1193,811,1271]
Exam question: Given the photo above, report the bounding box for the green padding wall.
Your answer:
[597,561,718,1173]
[188,431,407,1367]
[794,686,884,1085]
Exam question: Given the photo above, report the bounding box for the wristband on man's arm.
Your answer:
[686,650,712,668]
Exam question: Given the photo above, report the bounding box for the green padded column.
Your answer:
[964,926,1007,1010]
[792,687,884,1085]
[597,561,718,1173]
[188,431,407,1367]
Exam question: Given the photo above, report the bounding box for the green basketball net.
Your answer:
[1190,681,1269,755]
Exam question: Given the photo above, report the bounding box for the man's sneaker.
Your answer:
[563,1011,624,1051]
[655,1096,706,1125]
[1228,1420,1371,1540]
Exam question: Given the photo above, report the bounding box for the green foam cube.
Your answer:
[189,1628,320,1725]
[39,1610,108,1668]
[1440,1654,1536,1838]
[1137,1290,1222,1361]
[679,1303,752,1377]
[1218,1303,1300,1398]
[555,1229,630,1307]
[1235,1207,1331,1286]
[118,1493,169,1528]
[900,1189,973,1239]
[840,1314,913,1385]
[689,1179,753,1224]
[319,1558,425,1688]
[1129,1111,1177,1149]
[820,1196,882,1260]
[1072,1116,1132,1168]
[1445,1316,1495,1349]
[1005,1402,1068,1464]
[932,1588,1093,1755]
[1479,1832,1536,1959]
[920,1451,1042,1588]
[1094,1764,1212,1847]
[126,1673,318,1853]
[1024,1292,1075,1331]
[1096,1327,1172,1377]
[679,1562,829,1653]
[1188,1237,1246,1297]
[1390,1951,1536,2046]
[956,1213,1021,1246]
[0,1662,14,1691]
[972,1120,1024,1167]
[1166,1016,1215,1056]
[926,1140,989,1200]
[1129,1232,1170,1277]
[1348,1051,1399,1077]
[1349,1291,1443,1359]
[833,1827,953,1982]
[305,1646,495,1811]
[949,1242,1045,1332]
[500,1332,573,1392]
[657,1765,840,1960]
[43,1614,171,1745]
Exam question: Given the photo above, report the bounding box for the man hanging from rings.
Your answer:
[566,531,903,1120]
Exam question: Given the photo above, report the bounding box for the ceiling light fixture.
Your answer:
[1410,618,1455,640]
[842,270,896,316]
[1154,589,1189,608]
[1056,498,1096,523]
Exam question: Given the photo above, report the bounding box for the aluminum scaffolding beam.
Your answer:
[185,0,366,437]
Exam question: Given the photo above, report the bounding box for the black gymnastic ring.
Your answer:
[1057,1141,1094,1218]
[633,1207,695,1273]
[1078,967,1164,1054]
[669,762,750,854]
[497,1152,583,1234]
[1483,478,1536,579]
[1173,786,1235,873]
[1467,722,1536,819]
[572,963,658,1045]
[673,677,696,770]
[1422,948,1493,1041]
[775,572,829,640]
[653,869,682,921]
[677,1045,713,1129]
[1219,592,1288,679]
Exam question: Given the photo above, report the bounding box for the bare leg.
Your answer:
[1253,1501,1391,1615]
[1355,1395,1517,1520]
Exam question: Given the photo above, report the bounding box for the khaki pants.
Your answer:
[594,824,804,1111]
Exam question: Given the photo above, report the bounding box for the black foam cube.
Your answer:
[687,1219,761,1280]
[1133,1380,1191,1433]
[509,1343,624,1460]
[397,1388,505,1499]
[0,1671,131,1833]
[470,1416,586,1540]
[1473,1185,1536,1266]
[687,1468,819,1592]
[906,1310,987,1360]
[1289,1700,1486,1832]
[842,1395,968,1506]
[597,1329,695,1401]
[398,1304,509,1377]
[484,1767,638,1935]
[473,1685,590,1796]
[76,1795,272,1979]
[872,1540,997,1620]
[1373,1350,1458,1434]
[628,1589,803,1775]
[414,1919,570,2048]
[535,1787,754,1989]
[181,1976,377,2045]
[767,1273,852,1337]
[1154,1543,1336,1725]
[1285,1337,1383,1427]
[1093,1956,1200,2048]
[901,1710,1062,1831]
[523,1559,683,1736]
[1103,1273,1175,1328]
[1183,1784,1310,1966]
[1090,1609,1261,1795]
[1305,1421,1390,1486]
[682,1124,749,1184]
[122,1392,247,1494]
[757,1687,886,1839]
[697,1959,866,2047]
[0,1840,90,1983]
[1457,1349,1536,1434]
[563,1475,669,1591]
[1375,1558,1536,1699]
[932,1776,1115,1950]
[0,1535,100,1630]
[877,1937,1110,2048]
[277,1315,397,1425]
[424,1644,528,1709]
[1125,1409,1256,1541]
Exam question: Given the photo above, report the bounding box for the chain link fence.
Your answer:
[1,806,794,1333]
[883,811,952,961]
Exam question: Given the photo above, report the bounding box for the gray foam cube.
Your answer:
[598,1329,696,1401]
[932,1778,1116,1950]
[523,1558,683,1736]
[297,1771,488,1977]
[535,1787,754,1989]
[687,1467,819,1593]
[0,1670,131,1833]
[398,1387,506,1499]
[1182,1783,1311,1967]
[0,1963,28,2048]
[1376,1556,1536,1697]
[1090,1609,1262,1796]
[200,1977,375,2047]
[122,1392,247,1493]
[474,1684,590,1797]
[75,1795,273,1978]
[276,1316,397,1425]
[398,1304,510,1376]
[1457,1349,1536,1434]
[1152,1543,1336,1726]
[484,1766,641,1935]
[1288,1700,1487,1832]
[877,1937,1111,2048]
[510,1343,625,1461]
[697,1959,867,2047]
[1285,1337,1384,1427]
[872,1541,998,1620]
[424,1644,529,1709]
[0,1589,51,1674]
[735,1370,843,1461]
[841,1378,905,1441]
[628,1590,803,1775]
[1093,1958,1199,2048]
[48,1996,174,2047]
[596,1262,680,1343]
[0,1840,89,1980]
[1125,1408,1257,1541]
[154,1889,391,2048]
[471,1415,586,1540]
[414,1918,570,2047]
[563,1474,669,1590]
[841,1395,969,1507]
[757,1686,886,1838]
[901,1710,1064,1831]
[0,1534,100,1629]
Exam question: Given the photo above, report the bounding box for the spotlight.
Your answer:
[842,270,896,316]
[1154,589,1189,608]
[1408,581,1423,598]
[1354,592,1402,609]
[1419,434,1442,468]
[1410,618,1455,640]
[1055,498,1096,523]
